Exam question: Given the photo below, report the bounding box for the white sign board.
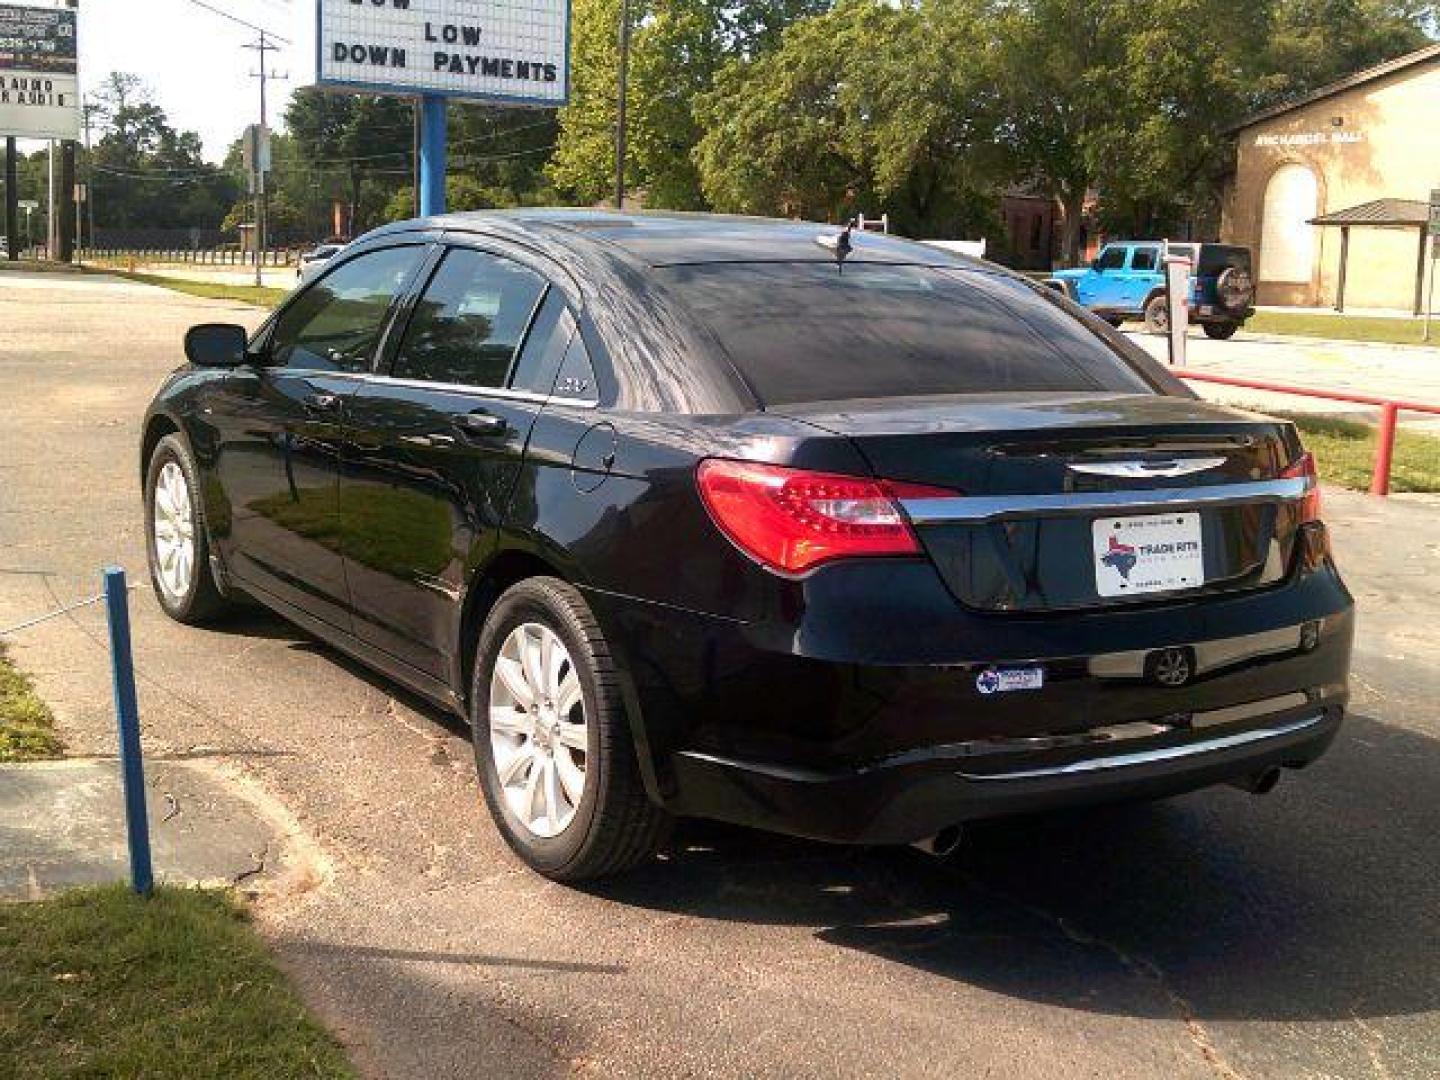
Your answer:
[314,0,569,107]
[0,3,80,139]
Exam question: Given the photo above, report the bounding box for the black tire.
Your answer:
[471,576,670,881]
[1143,294,1170,335]
[144,433,231,624]
[1203,321,1239,340]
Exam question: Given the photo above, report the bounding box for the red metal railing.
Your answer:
[1173,370,1440,496]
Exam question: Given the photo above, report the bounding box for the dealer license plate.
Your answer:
[1092,512,1204,598]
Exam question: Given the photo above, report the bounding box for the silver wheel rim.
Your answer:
[152,460,195,601]
[488,622,587,838]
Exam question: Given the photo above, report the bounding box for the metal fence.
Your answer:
[78,247,296,267]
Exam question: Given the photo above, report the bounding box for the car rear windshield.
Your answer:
[657,262,1152,407]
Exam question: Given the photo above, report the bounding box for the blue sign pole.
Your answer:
[419,94,448,217]
[103,567,153,896]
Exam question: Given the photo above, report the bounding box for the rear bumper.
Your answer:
[584,553,1353,845]
[667,701,1342,844]
[1193,304,1254,323]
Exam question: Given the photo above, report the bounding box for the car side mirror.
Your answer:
[184,323,249,368]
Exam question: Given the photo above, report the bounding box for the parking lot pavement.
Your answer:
[1127,328,1440,431]
[2,268,1438,1078]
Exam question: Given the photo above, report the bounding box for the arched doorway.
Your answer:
[1259,164,1319,283]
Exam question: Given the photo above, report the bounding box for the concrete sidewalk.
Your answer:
[1128,328,1440,431]
[0,756,325,901]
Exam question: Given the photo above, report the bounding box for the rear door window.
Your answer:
[553,330,599,404]
[658,262,1151,407]
[393,247,546,388]
[1129,246,1159,272]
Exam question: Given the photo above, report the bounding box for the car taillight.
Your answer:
[695,459,956,575]
[1280,450,1321,523]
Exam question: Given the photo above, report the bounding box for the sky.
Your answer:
[16,0,306,161]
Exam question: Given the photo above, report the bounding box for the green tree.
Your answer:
[693,0,1007,234]
[86,72,238,233]
[548,0,829,207]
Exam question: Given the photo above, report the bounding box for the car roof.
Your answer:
[359,208,988,270]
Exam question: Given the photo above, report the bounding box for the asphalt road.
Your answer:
[2,268,1437,1079]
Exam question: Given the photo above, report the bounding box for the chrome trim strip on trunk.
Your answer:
[1068,457,1228,480]
[957,712,1325,781]
[900,477,1311,524]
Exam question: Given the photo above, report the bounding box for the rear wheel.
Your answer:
[1203,322,1239,340]
[472,576,669,880]
[144,433,231,624]
[1143,294,1170,335]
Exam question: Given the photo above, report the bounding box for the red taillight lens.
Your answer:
[1281,450,1321,522]
[696,459,955,575]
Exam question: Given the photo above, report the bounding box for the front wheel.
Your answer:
[1203,322,1240,340]
[144,433,231,624]
[472,577,670,881]
[1143,294,1170,335]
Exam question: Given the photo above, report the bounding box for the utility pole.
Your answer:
[184,1,289,281]
[614,0,630,210]
[245,31,283,286]
[82,96,98,254]
[4,138,17,261]
[46,140,55,258]
[59,0,77,262]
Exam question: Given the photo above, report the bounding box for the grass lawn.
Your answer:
[0,645,61,762]
[90,268,290,309]
[0,885,353,1079]
[1281,411,1440,493]
[1247,310,1436,347]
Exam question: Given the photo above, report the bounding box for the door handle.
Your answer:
[452,411,508,439]
[303,392,343,414]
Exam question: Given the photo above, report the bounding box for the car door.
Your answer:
[206,243,430,630]
[1123,244,1161,309]
[1076,245,1127,308]
[339,243,570,679]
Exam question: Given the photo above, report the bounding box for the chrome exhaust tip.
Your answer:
[909,825,964,857]
[1229,766,1282,795]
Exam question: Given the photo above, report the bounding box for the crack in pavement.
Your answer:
[962,873,1245,1080]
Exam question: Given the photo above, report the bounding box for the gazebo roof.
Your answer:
[1309,199,1430,228]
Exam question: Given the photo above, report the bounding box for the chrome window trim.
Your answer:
[247,368,599,409]
[957,712,1324,781]
[362,373,599,409]
[900,477,1311,524]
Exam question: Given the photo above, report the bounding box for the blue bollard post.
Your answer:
[419,94,448,217]
[103,567,153,896]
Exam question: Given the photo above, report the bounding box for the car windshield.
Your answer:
[658,262,1152,407]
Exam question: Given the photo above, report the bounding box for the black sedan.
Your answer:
[143,210,1352,880]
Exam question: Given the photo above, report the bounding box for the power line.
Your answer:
[184,0,290,44]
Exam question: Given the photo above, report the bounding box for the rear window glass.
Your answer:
[658,263,1151,407]
[1196,245,1251,276]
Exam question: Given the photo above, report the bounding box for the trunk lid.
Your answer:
[783,392,1306,612]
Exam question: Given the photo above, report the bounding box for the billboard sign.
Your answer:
[0,3,79,139]
[314,0,569,107]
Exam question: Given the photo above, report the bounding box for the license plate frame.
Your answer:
[1092,512,1204,598]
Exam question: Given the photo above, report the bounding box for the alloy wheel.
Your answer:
[488,622,588,838]
[152,460,196,601]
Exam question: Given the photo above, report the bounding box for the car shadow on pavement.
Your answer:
[591,714,1439,1025]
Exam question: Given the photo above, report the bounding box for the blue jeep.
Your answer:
[1049,241,1255,340]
